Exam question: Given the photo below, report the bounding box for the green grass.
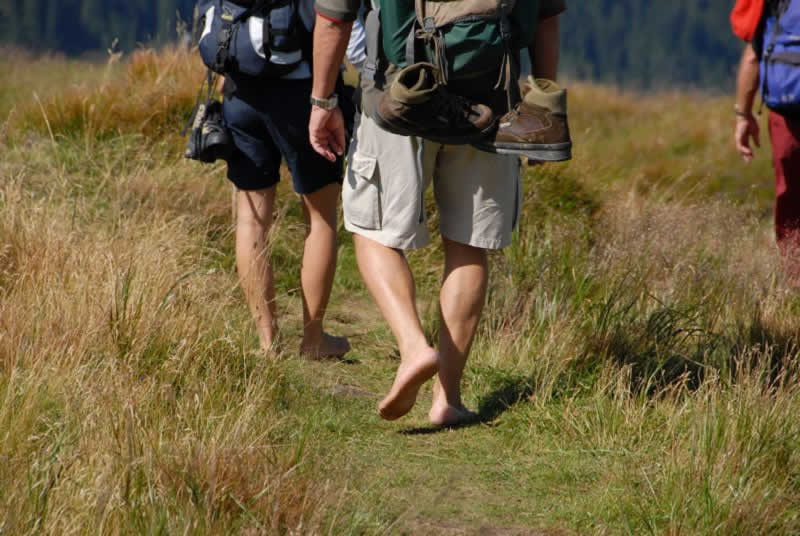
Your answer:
[1,49,799,535]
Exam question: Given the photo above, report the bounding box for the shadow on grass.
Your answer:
[329,355,361,365]
[476,375,535,423]
[299,352,361,366]
[401,303,800,436]
[589,299,800,398]
[731,313,800,385]
[399,374,534,436]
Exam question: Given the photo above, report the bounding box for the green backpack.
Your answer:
[410,0,514,83]
[362,0,541,113]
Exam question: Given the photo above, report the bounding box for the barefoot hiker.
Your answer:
[309,0,567,424]
[191,0,350,358]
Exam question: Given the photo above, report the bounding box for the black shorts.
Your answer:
[222,77,344,194]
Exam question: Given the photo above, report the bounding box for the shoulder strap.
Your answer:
[405,0,448,82]
[233,0,267,23]
[495,0,517,110]
[765,4,785,59]
[761,0,787,106]
[363,8,383,83]
[214,0,234,72]
[296,0,314,70]
[213,0,265,72]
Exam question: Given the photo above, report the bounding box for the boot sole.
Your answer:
[372,112,496,146]
[473,141,572,162]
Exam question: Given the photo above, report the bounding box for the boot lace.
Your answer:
[499,103,521,124]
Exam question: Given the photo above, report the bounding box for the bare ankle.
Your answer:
[302,321,323,345]
[398,340,435,363]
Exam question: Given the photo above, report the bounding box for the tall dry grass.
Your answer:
[6,46,204,153]
[0,105,343,534]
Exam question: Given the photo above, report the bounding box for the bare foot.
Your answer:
[257,322,279,356]
[259,332,277,353]
[260,337,283,359]
[300,332,351,360]
[428,402,479,428]
[378,350,439,421]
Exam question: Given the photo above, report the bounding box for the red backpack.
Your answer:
[731,0,765,41]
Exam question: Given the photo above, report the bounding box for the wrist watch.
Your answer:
[310,93,338,110]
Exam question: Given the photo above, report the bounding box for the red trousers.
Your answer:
[769,111,800,255]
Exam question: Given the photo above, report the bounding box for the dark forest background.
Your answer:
[0,0,743,90]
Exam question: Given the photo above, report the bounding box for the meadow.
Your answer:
[0,46,798,535]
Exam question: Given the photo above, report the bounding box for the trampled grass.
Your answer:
[1,48,798,535]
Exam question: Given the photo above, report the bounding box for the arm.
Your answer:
[530,14,560,80]
[309,15,354,162]
[735,43,761,163]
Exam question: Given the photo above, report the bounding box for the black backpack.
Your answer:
[196,0,307,79]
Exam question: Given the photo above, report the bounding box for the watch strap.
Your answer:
[310,93,338,110]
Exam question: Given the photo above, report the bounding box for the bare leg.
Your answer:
[235,187,278,352]
[429,237,488,426]
[299,183,350,358]
[353,234,439,420]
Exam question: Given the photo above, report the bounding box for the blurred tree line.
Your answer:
[558,1,743,89]
[0,0,196,56]
[0,0,743,89]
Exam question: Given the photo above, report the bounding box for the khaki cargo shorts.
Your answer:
[343,113,521,250]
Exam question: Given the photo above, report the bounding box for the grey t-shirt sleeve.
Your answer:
[540,0,566,19]
[314,0,361,22]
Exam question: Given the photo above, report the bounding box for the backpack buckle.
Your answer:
[363,60,377,82]
[499,16,512,41]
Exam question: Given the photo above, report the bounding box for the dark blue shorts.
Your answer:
[222,78,344,194]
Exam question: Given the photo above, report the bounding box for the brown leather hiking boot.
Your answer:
[475,77,572,162]
[374,62,497,145]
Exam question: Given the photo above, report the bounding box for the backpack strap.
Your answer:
[263,0,296,49]
[406,0,450,83]
[363,8,384,85]
[233,0,267,23]
[494,0,517,111]
[298,0,314,72]
[213,0,269,72]
[182,67,220,137]
[404,22,416,69]
[761,0,787,111]
[214,0,235,72]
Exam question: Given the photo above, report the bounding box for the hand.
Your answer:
[309,106,346,162]
[735,113,760,163]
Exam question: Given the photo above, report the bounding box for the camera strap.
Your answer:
[181,68,220,137]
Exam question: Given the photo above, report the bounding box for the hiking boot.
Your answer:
[474,77,572,162]
[375,62,497,145]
